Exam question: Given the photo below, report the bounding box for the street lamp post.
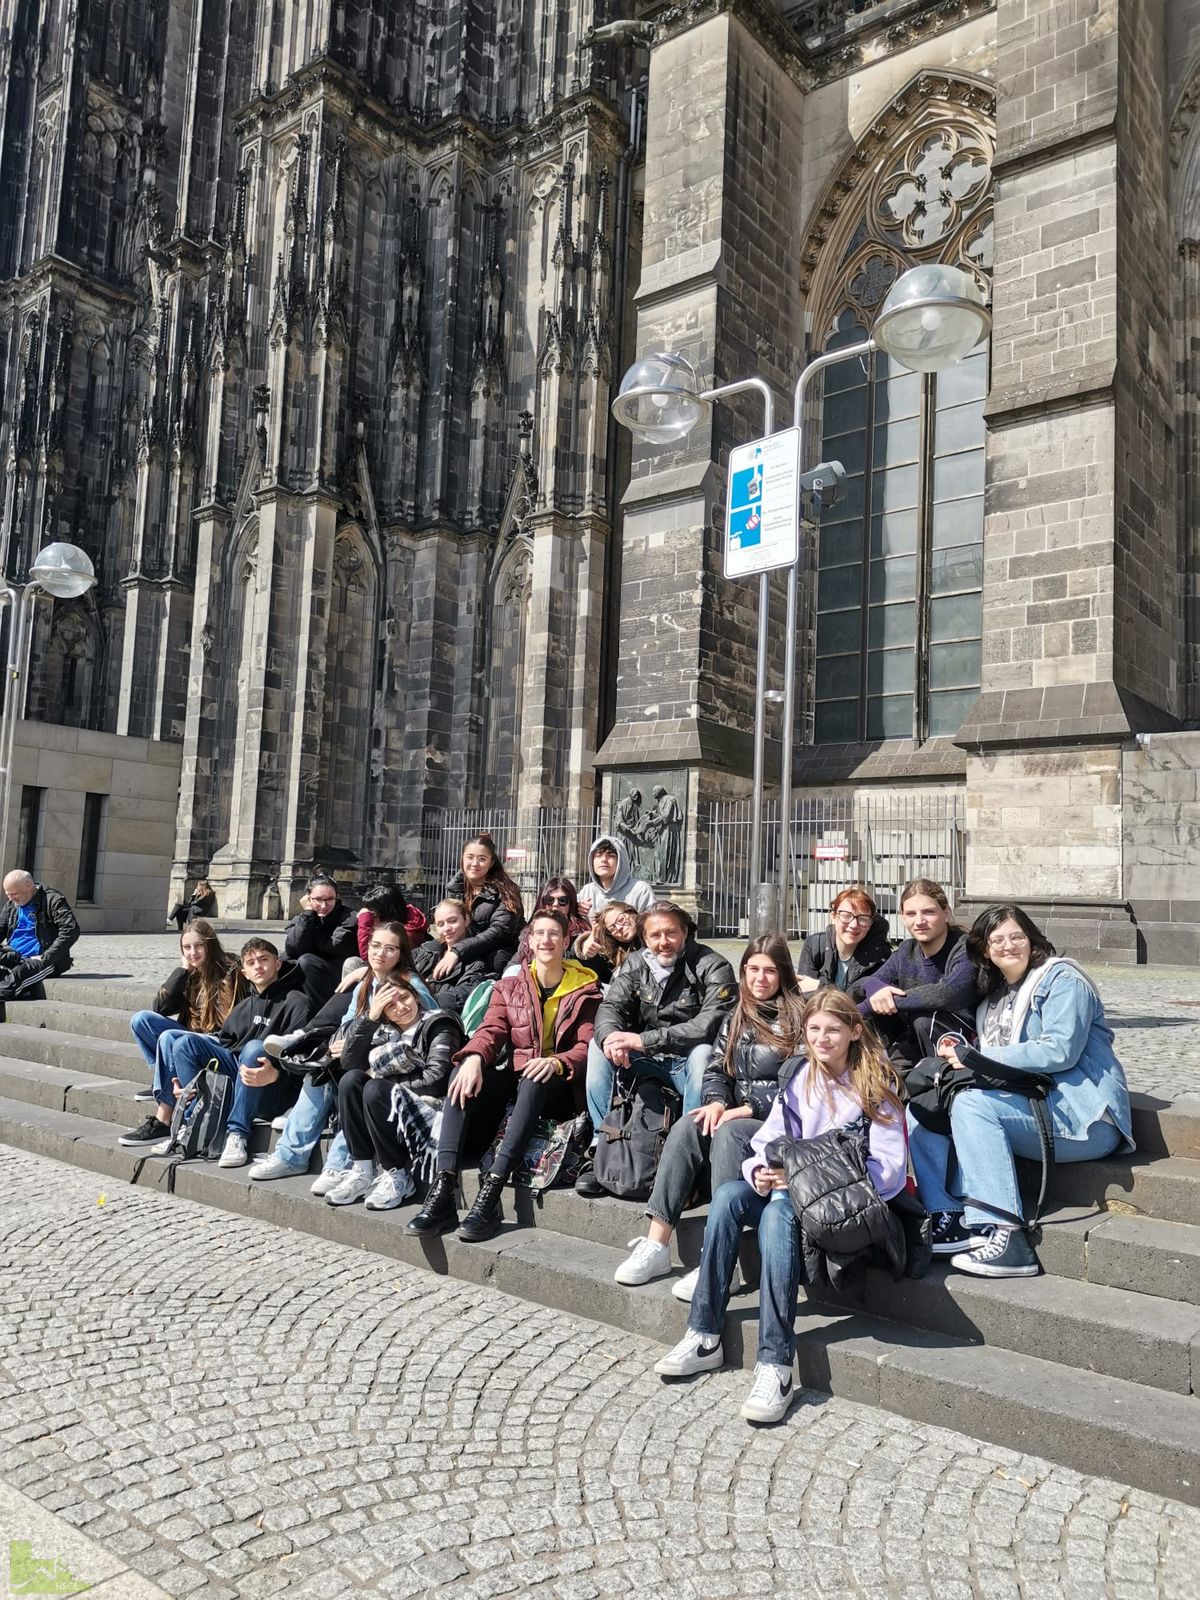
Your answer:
[612,263,990,938]
[0,541,98,869]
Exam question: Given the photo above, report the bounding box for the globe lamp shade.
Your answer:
[872,263,990,373]
[30,541,97,600]
[611,352,708,444]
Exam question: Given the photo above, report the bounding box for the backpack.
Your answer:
[163,1062,235,1162]
[479,1109,592,1191]
[593,1078,682,1201]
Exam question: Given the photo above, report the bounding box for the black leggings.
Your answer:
[437,1065,576,1181]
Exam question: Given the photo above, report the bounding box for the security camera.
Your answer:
[798,460,846,510]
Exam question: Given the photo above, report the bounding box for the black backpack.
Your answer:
[162,1063,235,1162]
[593,1078,682,1201]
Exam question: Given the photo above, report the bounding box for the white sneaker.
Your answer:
[310,1161,353,1197]
[671,1266,700,1303]
[740,1362,796,1424]
[654,1328,724,1378]
[326,1163,376,1206]
[263,1030,305,1061]
[249,1153,304,1182]
[218,1132,248,1168]
[614,1237,672,1286]
[364,1168,415,1211]
[271,1114,288,1131]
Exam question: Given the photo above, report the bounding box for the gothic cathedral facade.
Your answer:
[3,0,1200,958]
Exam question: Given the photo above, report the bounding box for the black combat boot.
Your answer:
[405,1171,459,1236]
[457,1173,506,1243]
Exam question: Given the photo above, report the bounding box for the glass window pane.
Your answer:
[815,700,860,742]
[930,593,982,642]
[867,648,915,694]
[825,356,868,394]
[869,555,916,602]
[817,609,862,656]
[928,688,979,737]
[868,602,916,649]
[824,428,867,476]
[866,694,914,740]
[836,473,866,524]
[934,402,982,456]
[824,387,868,434]
[870,510,918,557]
[930,543,984,594]
[928,639,982,689]
[935,350,987,407]
[874,367,921,421]
[820,519,863,567]
[816,653,861,699]
[874,416,920,469]
[818,563,863,612]
[932,495,983,547]
[933,448,984,502]
[871,464,919,514]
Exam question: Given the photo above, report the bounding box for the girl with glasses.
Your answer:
[908,903,1133,1278]
[797,885,892,995]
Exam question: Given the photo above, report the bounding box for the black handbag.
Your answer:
[907,1050,1057,1227]
[593,1078,682,1201]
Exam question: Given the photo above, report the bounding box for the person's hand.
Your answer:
[337,966,366,993]
[368,988,395,1022]
[798,975,819,994]
[751,1165,788,1196]
[299,894,311,912]
[936,1035,966,1069]
[869,985,906,1016]
[722,1103,753,1121]
[602,1030,643,1067]
[449,1056,484,1106]
[691,1102,725,1136]
[328,1036,345,1060]
[579,930,601,958]
[239,1057,280,1088]
[523,1055,560,1084]
[432,948,460,981]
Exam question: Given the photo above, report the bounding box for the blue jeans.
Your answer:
[689,1181,801,1368]
[131,1010,190,1082]
[273,1078,348,1174]
[169,1032,291,1139]
[907,1093,1123,1230]
[585,1039,710,1133]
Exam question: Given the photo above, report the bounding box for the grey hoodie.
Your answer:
[578,832,655,918]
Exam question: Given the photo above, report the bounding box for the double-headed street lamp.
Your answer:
[0,541,98,867]
[611,262,990,936]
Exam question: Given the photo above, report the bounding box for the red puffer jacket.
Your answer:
[455,960,601,1109]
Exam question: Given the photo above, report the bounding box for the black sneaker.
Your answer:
[929,1210,975,1256]
[575,1167,605,1199]
[118,1115,170,1148]
[133,1088,156,1103]
[950,1225,1040,1278]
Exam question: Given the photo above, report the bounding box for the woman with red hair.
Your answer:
[797,885,892,994]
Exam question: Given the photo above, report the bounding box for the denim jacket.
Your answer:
[963,958,1133,1149]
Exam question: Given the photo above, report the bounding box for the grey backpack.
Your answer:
[163,1062,235,1162]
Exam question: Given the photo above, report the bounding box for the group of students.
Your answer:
[116,836,1133,1429]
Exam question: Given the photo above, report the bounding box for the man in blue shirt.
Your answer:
[0,870,80,1015]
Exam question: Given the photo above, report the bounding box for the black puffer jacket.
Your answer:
[798,917,892,991]
[283,903,358,965]
[700,1013,803,1122]
[412,938,490,1015]
[594,942,736,1056]
[445,873,524,976]
[766,1116,906,1289]
[340,1006,464,1097]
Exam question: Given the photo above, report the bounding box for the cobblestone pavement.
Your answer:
[65,930,1200,1101]
[1,1148,1199,1600]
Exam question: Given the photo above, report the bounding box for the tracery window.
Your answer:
[801,76,994,745]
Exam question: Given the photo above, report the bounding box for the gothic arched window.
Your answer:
[802,75,994,745]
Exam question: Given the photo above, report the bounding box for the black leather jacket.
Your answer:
[0,884,80,973]
[700,1014,802,1122]
[342,1007,464,1098]
[594,942,736,1057]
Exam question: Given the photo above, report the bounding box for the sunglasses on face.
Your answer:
[544,895,571,907]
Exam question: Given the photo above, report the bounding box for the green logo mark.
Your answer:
[7,1540,92,1595]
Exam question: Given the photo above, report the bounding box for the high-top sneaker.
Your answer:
[405,1171,460,1236]
[457,1174,506,1243]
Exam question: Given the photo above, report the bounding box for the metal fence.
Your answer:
[707,791,967,939]
[416,806,602,909]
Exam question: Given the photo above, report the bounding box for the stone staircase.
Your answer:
[3,977,1200,1505]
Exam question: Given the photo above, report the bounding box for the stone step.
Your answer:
[43,978,156,1011]
[1,1095,1198,1506]
[18,998,150,1044]
[0,1024,146,1083]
